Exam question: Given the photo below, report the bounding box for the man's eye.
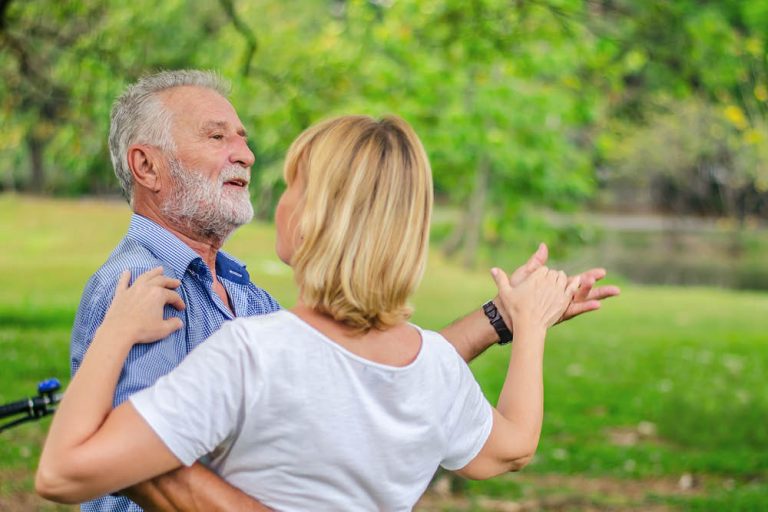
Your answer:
[211,134,224,140]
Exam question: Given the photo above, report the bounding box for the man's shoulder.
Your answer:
[79,238,170,309]
[89,239,170,288]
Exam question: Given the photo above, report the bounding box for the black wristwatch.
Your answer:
[482,300,513,345]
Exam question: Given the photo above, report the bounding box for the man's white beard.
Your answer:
[161,157,255,242]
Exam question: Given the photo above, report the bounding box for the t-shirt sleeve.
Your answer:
[129,321,252,466]
[440,352,494,471]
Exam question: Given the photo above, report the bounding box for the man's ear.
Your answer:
[127,144,163,192]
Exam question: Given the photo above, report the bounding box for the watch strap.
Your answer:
[482,300,513,345]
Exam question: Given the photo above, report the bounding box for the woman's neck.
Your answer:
[290,302,422,368]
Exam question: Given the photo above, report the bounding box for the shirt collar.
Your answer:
[125,214,250,285]
[215,250,251,285]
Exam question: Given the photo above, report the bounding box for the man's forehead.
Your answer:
[200,119,248,136]
[160,84,225,105]
[201,120,232,130]
[160,86,244,131]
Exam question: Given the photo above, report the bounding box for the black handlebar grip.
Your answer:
[0,398,34,420]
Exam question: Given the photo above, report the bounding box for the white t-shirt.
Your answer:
[130,310,493,511]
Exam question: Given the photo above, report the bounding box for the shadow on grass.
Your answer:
[0,310,76,329]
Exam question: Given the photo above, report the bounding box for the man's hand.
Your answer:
[504,243,620,324]
[439,243,620,363]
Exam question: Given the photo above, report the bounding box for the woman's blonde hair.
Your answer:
[284,115,433,333]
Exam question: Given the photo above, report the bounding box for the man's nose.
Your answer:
[231,137,255,168]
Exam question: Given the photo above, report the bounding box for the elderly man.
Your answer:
[69,70,618,512]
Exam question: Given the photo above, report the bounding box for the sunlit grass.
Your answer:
[1,194,766,510]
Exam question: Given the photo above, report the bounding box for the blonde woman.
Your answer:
[37,115,579,510]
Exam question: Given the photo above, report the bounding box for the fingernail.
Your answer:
[490,267,499,277]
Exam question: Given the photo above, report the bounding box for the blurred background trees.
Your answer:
[2,0,767,269]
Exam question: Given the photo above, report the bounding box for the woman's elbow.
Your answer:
[35,463,86,505]
[506,451,535,472]
[485,450,536,478]
[488,447,538,478]
[458,449,536,481]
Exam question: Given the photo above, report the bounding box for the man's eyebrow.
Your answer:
[200,120,248,138]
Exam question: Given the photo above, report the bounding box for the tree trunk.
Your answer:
[441,213,467,258]
[461,155,490,268]
[26,132,46,193]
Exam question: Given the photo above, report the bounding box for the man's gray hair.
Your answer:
[108,69,231,205]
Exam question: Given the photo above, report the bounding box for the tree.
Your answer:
[0,0,232,193]
[344,0,597,266]
[590,0,768,219]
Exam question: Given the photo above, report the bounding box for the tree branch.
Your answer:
[0,0,13,32]
[218,0,258,77]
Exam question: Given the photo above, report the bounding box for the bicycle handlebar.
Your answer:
[0,394,60,420]
[0,378,62,433]
[0,397,39,419]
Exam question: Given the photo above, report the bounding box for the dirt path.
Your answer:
[415,472,714,511]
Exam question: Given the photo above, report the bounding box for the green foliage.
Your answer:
[2,0,768,263]
[604,99,768,217]
[591,0,768,216]
[1,0,599,264]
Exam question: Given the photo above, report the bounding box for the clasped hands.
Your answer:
[495,243,620,329]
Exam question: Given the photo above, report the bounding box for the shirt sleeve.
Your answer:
[71,266,188,407]
[439,353,494,471]
[70,275,111,378]
[129,321,252,467]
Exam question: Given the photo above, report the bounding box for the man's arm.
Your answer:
[440,243,621,362]
[123,464,271,512]
[440,308,498,363]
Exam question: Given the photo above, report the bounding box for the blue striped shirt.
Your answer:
[70,214,281,512]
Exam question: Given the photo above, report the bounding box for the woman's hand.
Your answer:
[100,267,186,344]
[491,266,580,336]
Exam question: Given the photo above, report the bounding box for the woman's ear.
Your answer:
[127,144,162,192]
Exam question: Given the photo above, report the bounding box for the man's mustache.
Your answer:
[219,166,250,186]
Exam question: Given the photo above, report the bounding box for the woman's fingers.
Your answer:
[135,267,164,283]
[160,277,182,290]
[143,268,179,288]
[566,276,581,297]
[126,268,181,292]
[115,270,131,293]
[161,317,184,337]
[163,290,186,311]
[145,268,178,287]
[491,267,513,295]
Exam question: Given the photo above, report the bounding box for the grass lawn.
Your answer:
[1,194,766,511]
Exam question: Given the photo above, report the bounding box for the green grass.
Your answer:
[1,194,767,510]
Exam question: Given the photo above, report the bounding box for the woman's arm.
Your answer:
[36,268,186,503]
[457,266,579,479]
